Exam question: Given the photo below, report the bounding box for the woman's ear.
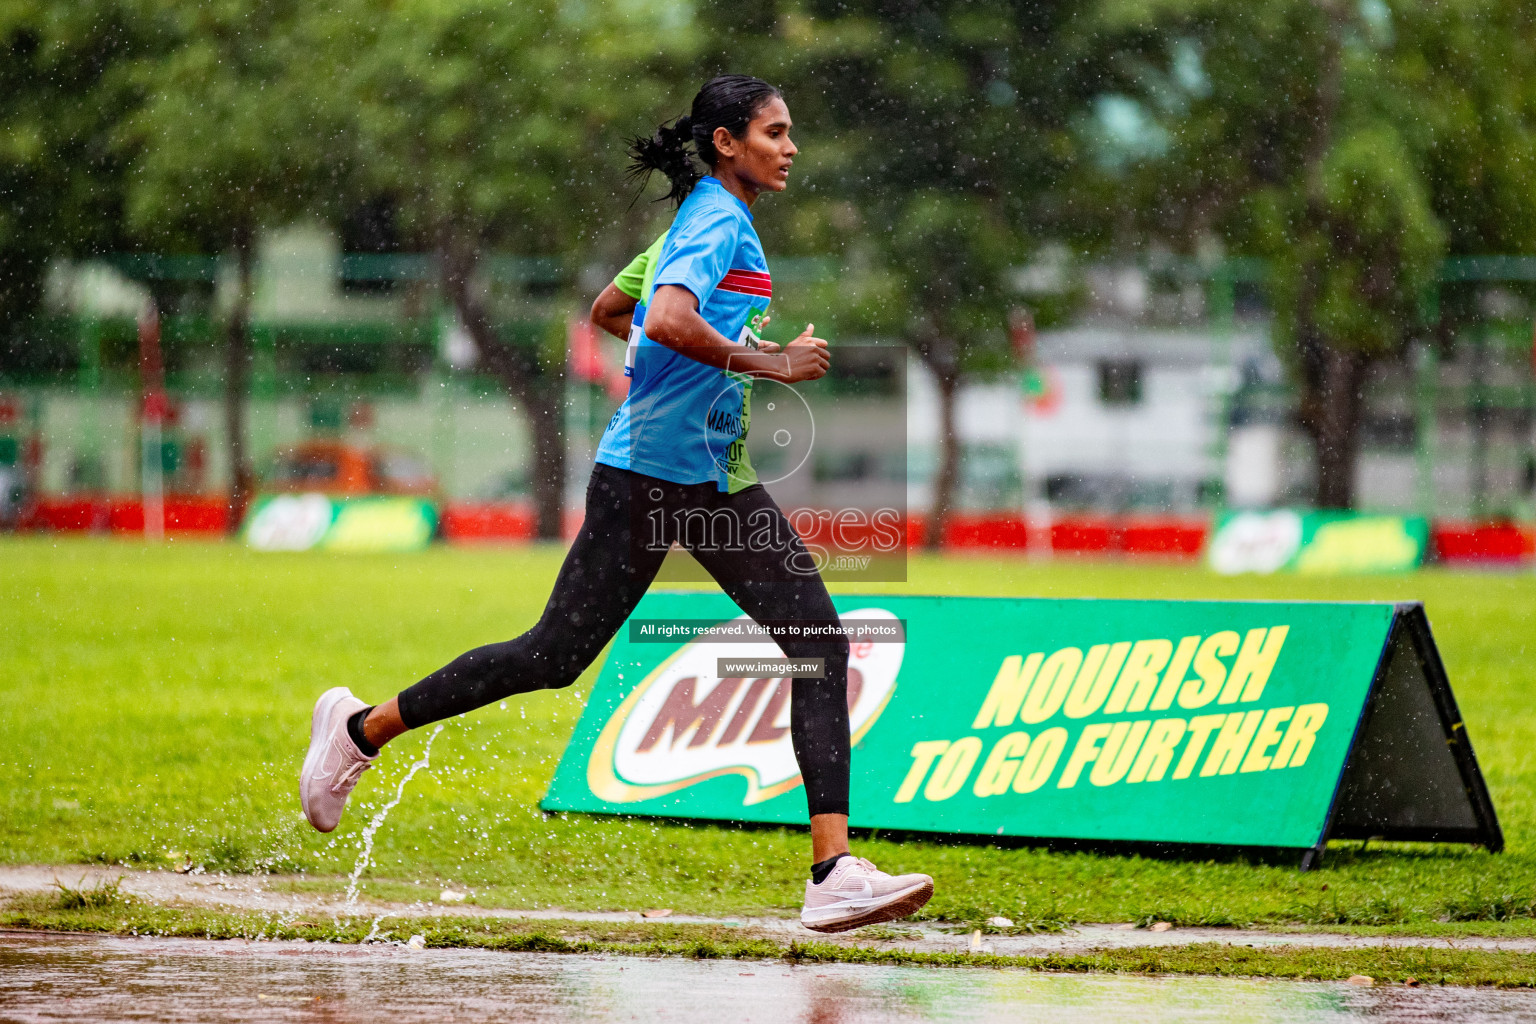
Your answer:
[712,125,738,159]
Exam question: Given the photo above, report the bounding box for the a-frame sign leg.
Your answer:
[1306,602,1502,869]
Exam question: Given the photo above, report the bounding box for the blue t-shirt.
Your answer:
[595,177,772,493]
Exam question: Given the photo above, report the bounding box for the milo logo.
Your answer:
[587,608,904,805]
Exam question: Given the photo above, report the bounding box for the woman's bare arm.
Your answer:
[590,284,639,340]
[646,284,827,382]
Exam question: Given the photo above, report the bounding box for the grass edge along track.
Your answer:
[6,887,1536,989]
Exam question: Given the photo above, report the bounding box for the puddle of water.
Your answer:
[344,724,443,907]
[3,932,1534,1023]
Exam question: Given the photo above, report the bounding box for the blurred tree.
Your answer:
[695,0,1112,540]
[0,1,155,350]
[314,0,697,538]
[1103,0,1536,508]
[1394,2,1536,259]
[18,0,1534,527]
[115,0,343,526]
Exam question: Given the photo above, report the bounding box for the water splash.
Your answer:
[361,900,428,944]
[345,725,444,906]
[362,912,394,944]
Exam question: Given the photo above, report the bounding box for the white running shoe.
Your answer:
[800,856,934,933]
[299,686,376,833]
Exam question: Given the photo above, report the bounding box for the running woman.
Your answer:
[300,75,934,932]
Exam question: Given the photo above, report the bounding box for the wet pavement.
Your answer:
[4,932,1536,1023]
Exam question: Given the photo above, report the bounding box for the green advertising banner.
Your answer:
[244,494,438,553]
[1208,510,1429,575]
[543,593,1500,863]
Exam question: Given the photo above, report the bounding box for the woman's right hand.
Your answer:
[780,323,829,382]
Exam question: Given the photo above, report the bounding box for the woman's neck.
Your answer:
[711,166,759,209]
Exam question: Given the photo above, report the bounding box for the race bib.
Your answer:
[737,307,767,349]
[624,320,642,377]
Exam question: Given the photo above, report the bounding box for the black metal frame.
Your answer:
[1303,602,1503,870]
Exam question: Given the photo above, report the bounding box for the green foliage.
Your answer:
[315,0,698,264]
[1253,125,1444,359]
[4,0,704,300]
[116,0,338,248]
[1109,0,1536,338]
[1392,0,1536,256]
[887,191,1021,334]
[0,0,160,323]
[698,0,1099,367]
[6,0,1536,507]
[1090,0,1536,503]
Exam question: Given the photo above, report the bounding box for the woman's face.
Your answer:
[714,96,797,194]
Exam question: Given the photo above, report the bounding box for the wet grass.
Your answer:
[3,538,1536,933]
[4,894,1536,987]
[49,876,131,911]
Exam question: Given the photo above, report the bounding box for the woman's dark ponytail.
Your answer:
[627,75,783,207]
[626,115,702,208]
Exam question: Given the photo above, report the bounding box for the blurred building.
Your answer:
[909,262,1536,521]
[5,239,1534,526]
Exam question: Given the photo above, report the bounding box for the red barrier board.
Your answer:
[108,498,229,534]
[439,503,536,542]
[1431,522,1535,564]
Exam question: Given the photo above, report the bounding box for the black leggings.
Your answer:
[397,463,852,817]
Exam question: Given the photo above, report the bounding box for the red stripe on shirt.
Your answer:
[718,282,773,298]
[718,270,772,298]
[721,272,771,287]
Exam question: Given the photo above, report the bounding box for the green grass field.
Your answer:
[4,538,1536,932]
